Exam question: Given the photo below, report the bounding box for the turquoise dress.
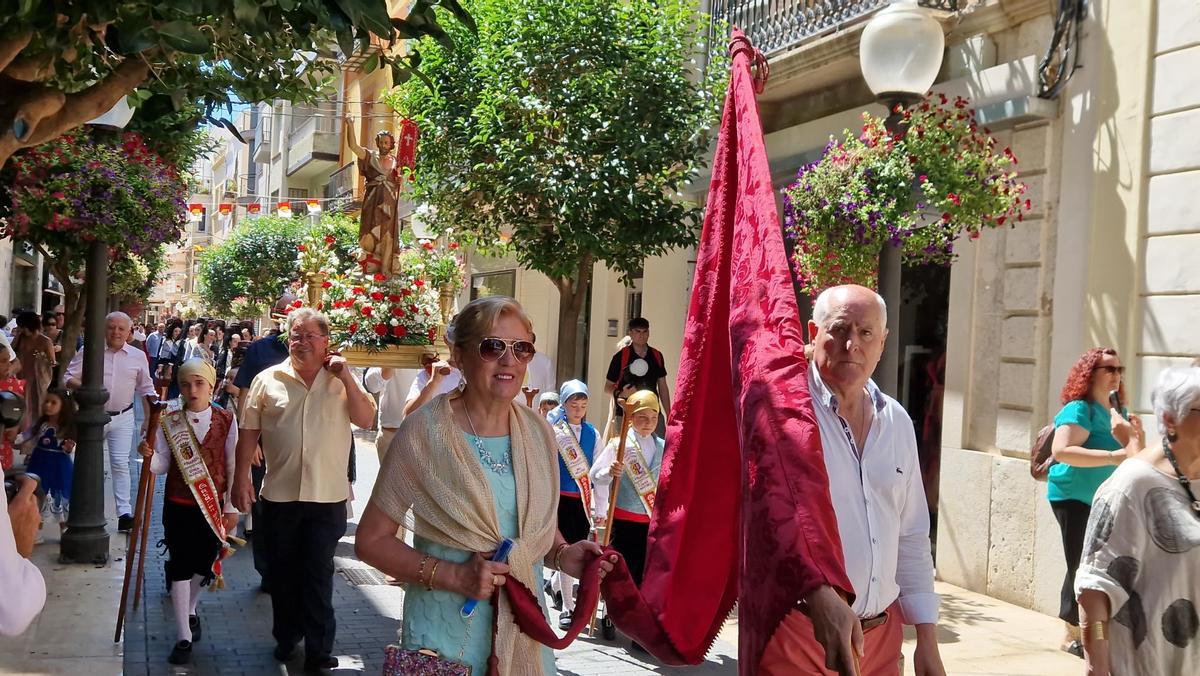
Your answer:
[1047,399,1121,505]
[400,434,556,674]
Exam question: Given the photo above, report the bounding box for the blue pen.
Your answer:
[461,538,515,618]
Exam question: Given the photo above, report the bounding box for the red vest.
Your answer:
[165,406,234,506]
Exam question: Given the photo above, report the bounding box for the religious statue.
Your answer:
[344,116,401,274]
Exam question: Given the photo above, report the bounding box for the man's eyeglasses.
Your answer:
[289,332,329,343]
[478,337,535,363]
[1096,365,1125,376]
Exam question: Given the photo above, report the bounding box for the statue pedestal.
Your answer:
[340,344,438,369]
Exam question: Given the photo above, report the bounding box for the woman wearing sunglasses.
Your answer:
[1048,347,1145,657]
[356,296,615,675]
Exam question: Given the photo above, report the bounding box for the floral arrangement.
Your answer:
[2,130,187,259]
[782,94,1029,295]
[396,237,465,293]
[296,265,442,348]
[229,296,267,320]
[296,225,342,277]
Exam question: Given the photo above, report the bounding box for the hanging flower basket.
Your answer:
[782,93,1031,296]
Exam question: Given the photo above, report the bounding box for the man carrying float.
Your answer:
[138,358,241,665]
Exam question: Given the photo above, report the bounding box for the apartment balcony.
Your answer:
[325,161,362,212]
[287,113,341,181]
[708,0,960,118]
[253,129,272,163]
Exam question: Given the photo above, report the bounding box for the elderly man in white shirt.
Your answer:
[760,285,945,676]
[64,311,157,533]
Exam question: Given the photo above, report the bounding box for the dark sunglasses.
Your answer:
[1096,365,1125,375]
[479,337,536,363]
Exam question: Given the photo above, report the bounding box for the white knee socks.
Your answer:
[553,571,577,613]
[171,580,192,642]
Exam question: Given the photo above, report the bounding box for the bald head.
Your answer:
[808,285,889,395]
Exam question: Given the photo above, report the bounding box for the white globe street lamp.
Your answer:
[859,0,945,134]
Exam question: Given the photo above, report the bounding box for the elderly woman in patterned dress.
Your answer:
[1076,365,1200,675]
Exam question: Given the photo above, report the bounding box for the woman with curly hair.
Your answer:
[1048,347,1144,657]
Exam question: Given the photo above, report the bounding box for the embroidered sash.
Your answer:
[161,406,235,585]
[553,421,594,528]
[623,434,657,514]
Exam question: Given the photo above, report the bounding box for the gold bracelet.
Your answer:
[553,543,570,572]
[417,554,431,588]
[1086,620,1108,642]
[427,559,441,591]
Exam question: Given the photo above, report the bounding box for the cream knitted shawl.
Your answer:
[371,392,560,675]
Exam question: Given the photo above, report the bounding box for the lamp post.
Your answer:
[858,0,944,395]
[60,95,137,563]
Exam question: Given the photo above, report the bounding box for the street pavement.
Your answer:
[1,423,1084,675]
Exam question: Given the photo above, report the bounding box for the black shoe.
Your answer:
[303,655,338,671]
[168,640,192,665]
[117,514,134,533]
[558,610,572,631]
[1066,640,1084,658]
[273,643,299,662]
[601,617,616,641]
[188,615,201,642]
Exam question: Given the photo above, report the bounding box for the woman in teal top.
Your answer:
[1048,347,1143,657]
[355,297,615,675]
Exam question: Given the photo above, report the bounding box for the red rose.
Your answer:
[362,306,373,316]
[374,324,388,336]
[428,328,437,341]
[321,281,332,289]
[370,291,384,301]
[388,294,401,302]
[352,286,366,295]
[348,322,358,333]
[391,307,405,317]
[324,235,336,244]
[947,193,961,206]
[374,273,388,282]
[298,244,307,252]
[422,241,434,251]
[401,288,412,297]
[392,325,407,338]
[409,304,419,314]
[414,279,425,287]
[292,300,303,308]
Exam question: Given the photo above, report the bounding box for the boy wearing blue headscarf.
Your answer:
[546,379,601,629]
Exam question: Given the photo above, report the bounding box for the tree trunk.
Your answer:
[552,254,592,383]
[52,260,84,384]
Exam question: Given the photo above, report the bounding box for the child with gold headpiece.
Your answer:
[138,358,241,665]
[589,389,664,587]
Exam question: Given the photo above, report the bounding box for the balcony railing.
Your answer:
[708,0,958,57]
[326,161,357,200]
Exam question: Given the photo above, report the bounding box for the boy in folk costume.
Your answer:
[138,358,241,665]
[589,390,663,587]
[545,380,601,629]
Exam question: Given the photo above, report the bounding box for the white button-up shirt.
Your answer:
[364,368,420,429]
[63,343,156,412]
[808,362,939,625]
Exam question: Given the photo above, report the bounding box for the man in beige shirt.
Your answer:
[231,309,375,671]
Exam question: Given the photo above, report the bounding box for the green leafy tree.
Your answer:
[197,214,357,314]
[109,247,167,305]
[0,0,475,168]
[388,0,725,379]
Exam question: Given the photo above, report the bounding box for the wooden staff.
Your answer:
[589,397,636,638]
[114,390,167,642]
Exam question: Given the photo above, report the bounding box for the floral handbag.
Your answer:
[381,646,470,676]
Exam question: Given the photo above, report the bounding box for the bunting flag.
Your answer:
[188,203,204,220]
[638,28,853,672]
[218,203,232,216]
[247,203,262,215]
[306,199,322,214]
[276,201,292,217]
